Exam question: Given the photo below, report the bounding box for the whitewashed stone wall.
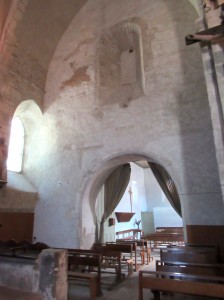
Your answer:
[0,0,223,248]
[29,0,224,248]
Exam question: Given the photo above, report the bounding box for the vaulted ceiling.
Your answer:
[1,0,87,71]
[15,0,87,69]
[1,0,199,71]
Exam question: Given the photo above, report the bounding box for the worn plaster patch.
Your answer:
[63,36,96,62]
[60,66,90,89]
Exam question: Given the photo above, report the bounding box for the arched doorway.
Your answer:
[81,154,182,248]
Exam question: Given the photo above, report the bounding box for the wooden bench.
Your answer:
[160,248,218,264]
[67,247,123,282]
[167,245,219,253]
[103,243,133,275]
[116,239,151,265]
[167,244,218,252]
[116,229,143,240]
[88,246,123,282]
[68,252,102,298]
[166,245,220,262]
[108,241,140,271]
[156,227,183,233]
[139,270,224,300]
[144,232,184,249]
[156,260,224,276]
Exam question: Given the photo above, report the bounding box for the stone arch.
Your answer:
[81,152,182,248]
[2,99,42,211]
[13,99,42,125]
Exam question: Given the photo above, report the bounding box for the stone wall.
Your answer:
[0,248,67,300]
[31,0,224,248]
[0,0,223,250]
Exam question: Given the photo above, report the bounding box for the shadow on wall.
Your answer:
[165,0,223,224]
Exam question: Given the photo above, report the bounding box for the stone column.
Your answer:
[38,249,67,300]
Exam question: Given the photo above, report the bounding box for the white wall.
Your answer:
[31,0,223,248]
[144,168,165,211]
[144,167,183,229]
[153,207,183,228]
[112,162,183,238]
[100,162,182,241]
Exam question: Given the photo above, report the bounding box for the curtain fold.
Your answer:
[98,163,131,243]
[148,162,182,217]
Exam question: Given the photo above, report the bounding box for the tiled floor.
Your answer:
[67,252,212,300]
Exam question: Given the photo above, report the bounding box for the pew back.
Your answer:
[160,248,218,264]
[156,227,183,233]
[68,252,102,298]
[139,270,224,300]
[156,260,224,276]
[103,243,133,275]
[69,247,122,281]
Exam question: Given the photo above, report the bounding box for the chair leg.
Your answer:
[89,278,98,298]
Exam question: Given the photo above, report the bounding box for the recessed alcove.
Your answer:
[98,21,145,106]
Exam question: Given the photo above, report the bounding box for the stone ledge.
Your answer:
[0,286,42,300]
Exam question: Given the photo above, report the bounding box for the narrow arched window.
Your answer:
[7,117,25,172]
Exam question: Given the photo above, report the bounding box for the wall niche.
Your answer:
[97,21,145,107]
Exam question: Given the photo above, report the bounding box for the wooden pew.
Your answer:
[68,252,102,298]
[156,227,183,233]
[116,239,150,266]
[139,270,224,300]
[156,260,224,276]
[160,248,218,264]
[108,241,139,271]
[69,248,123,282]
[95,249,123,282]
[144,232,184,249]
[167,244,217,251]
[168,244,217,249]
[102,243,133,275]
[166,245,220,262]
[116,229,143,240]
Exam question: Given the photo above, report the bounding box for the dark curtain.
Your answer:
[98,163,131,243]
[148,162,182,216]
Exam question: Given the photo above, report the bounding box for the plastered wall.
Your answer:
[31,0,223,248]
[0,0,223,249]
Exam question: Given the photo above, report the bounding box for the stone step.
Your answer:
[0,286,42,300]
